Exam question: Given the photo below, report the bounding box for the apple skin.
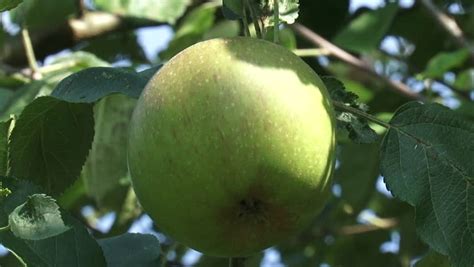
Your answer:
[128,37,336,257]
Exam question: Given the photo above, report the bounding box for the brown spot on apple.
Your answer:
[216,182,296,255]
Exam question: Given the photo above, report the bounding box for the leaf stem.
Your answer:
[245,0,262,38]
[10,249,27,267]
[273,0,279,43]
[0,224,10,232]
[229,257,246,267]
[241,0,251,37]
[332,101,391,129]
[21,26,42,79]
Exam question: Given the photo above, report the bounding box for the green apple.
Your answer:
[128,37,336,257]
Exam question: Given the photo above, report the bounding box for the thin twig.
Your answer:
[21,27,42,80]
[242,0,251,37]
[245,0,262,38]
[0,224,10,232]
[293,48,330,57]
[290,23,425,101]
[338,217,398,235]
[9,250,27,267]
[418,0,474,63]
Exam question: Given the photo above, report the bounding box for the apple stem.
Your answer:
[241,0,251,37]
[245,0,263,38]
[273,0,279,43]
[229,257,246,267]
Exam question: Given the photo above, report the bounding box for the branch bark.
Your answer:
[0,11,163,66]
[338,217,398,235]
[290,23,425,101]
[418,0,474,63]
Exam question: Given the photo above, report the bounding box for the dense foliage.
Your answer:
[0,0,473,266]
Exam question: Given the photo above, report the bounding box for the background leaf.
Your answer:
[422,49,470,79]
[333,3,399,53]
[82,94,136,208]
[98,233,161,267]
[222,0,243,20]
[415,250,451,267]
[0,0,22,12]
[93,0,191,24]
[0,51,109,121]
[159,3,219,60]
[10,0,76,29]
[335,143,380,214]
[454,68,474,91]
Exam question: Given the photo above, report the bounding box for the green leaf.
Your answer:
[9,97,94,196]
[1,52,107,120]
[81,32,148,64]
[203,20,241,40]
[260,0,300,27]
[94,0,191,24]
[323,77,378,143]
[0,119,12,176]
[222,0,243,20]
[159,3,218,60]
[46,51,109,73]
[335,143,379,214]
[82,94,136,207]
[264,27,297,50]
[0,81,49,121]
[0,177,106,266]
[381,102,474,267]
[0,0,22,12]
[0,74,27,88]
[51,67,152,103]
[415,250,451,267]
[422,49,470,79]
[8,194,69,240]
[0,89,15,111]
[454,68,474,91]
[98,233,161,266]
[323,230,399,267]
[333,3,399,53]
[0,222,106,267]
[10,0,76,28]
